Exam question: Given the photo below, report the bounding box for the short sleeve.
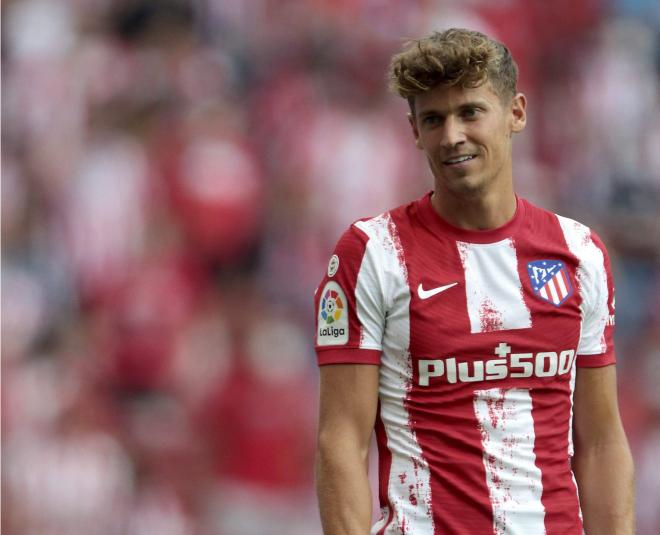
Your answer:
[314,223,385,366]
[575,231,616,368]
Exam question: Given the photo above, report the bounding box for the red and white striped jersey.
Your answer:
[314,192,616,535]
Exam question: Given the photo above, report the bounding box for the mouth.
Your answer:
[443,154,477,167]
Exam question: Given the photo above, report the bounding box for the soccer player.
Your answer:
[314,29,635,534]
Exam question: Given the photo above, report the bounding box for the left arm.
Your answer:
[572,364,635,534]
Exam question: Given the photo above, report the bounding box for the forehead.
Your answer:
[414,83,502,116]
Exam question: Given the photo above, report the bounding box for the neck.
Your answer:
[431,183,517,231]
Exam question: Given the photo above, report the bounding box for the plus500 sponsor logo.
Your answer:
[418,343,576,386]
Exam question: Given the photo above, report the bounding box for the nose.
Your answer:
[440,116,466,150]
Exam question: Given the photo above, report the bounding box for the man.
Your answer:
[314,29,634,534]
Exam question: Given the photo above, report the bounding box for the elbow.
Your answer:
[315,429,370,476]
[574,426,633,460]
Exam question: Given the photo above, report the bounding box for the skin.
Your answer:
[409,82,526,231]
[316,80,635,535]
[573,366,635,534]
[316,364,379,535]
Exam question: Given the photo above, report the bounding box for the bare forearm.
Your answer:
[316,446,372,535]
[573,440,635,534]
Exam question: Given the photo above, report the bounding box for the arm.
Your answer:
[316,363,380,535]
[572,365,635,534]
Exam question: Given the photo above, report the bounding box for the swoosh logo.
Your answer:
[417,282,458,300]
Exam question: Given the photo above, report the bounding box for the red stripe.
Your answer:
[563,268,573,297]
[554,271,564,298]
[394,207,494,533]
[531,386,583,534]
[555,270,568,299]
[513,209,584,533]
[547,277,560,303]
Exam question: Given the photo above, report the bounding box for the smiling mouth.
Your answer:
[443,154,477,166]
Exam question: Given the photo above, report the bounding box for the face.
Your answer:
[409,82,526,198]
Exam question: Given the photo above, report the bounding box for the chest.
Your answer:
[393,236,582,362]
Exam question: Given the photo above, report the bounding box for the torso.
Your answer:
[315,192,615,535]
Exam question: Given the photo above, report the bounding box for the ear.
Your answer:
[408,112,423,150]
[510,92,527,134]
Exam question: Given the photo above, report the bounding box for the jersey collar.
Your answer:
[417,191,526,244]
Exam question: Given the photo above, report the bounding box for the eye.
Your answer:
[461,107,480,119]
[422,115,442,126]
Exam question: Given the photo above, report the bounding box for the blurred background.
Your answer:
[2,0,659,533]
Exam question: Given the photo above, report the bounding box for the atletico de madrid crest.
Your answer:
[527,260,573,307]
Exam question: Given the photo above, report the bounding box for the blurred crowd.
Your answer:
[2,0,659,533]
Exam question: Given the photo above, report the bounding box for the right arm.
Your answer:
[316,363,380,535]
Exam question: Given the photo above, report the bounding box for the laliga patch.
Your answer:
[527,260,573,307]
[317,281,349,346]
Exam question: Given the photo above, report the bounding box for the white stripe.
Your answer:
[540,286,549,300]
[457,239,532,333]
[358,215,435,535]
[474,388,546,535]
[353,232,387,350]
[555,271,568,299]
[556,216,609,354]
[547,278,560,304]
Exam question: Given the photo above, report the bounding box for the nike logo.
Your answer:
[417,282,458,300]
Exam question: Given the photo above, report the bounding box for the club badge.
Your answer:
[527,260,573,307]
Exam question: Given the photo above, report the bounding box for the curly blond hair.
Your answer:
[389,28,518,111]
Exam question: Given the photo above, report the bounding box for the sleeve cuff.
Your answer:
[316,347,382,366]
[576,348,616,368]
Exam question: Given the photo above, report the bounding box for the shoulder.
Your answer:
[554,214,610,268]
[337,197,418,252]
[521,197,585,235]
[521,198,610,261]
